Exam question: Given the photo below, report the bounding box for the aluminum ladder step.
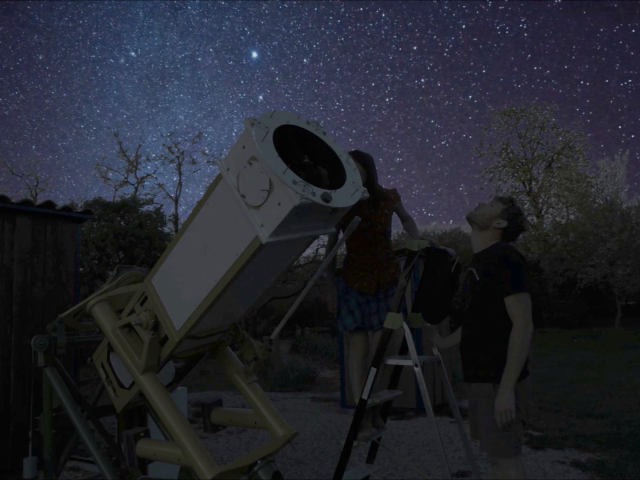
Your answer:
[366,389,403,408]
[342,463,377,480]
[383,354,440,366]
[342,426,387,448]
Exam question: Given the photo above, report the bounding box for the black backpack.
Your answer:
[411,246,462,325]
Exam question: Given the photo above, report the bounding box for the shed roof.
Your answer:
[0,194,94,222]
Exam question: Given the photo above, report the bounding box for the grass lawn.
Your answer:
[525,327,640,480]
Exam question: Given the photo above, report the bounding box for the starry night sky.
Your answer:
[1,0,639,234]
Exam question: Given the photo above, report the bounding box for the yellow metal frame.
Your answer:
[86,295,296,479]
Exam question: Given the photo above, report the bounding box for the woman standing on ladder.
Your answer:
[324,150,431,441]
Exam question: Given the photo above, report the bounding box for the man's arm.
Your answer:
[426,324,461,350]
[440,326,461,349]
[499,292,534,390]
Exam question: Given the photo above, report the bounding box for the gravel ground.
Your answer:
[59,341,605,479]
[185,390,602,480]
[61,388,603,480]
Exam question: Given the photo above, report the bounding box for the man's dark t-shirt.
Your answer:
[457,241,530,384]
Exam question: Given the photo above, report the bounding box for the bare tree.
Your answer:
[64,195,91,210]
[2,158,51,203]
[148,130,218,234]
[94,128,159,205]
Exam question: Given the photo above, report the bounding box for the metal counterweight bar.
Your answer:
[89,299,220,479]
[43,366,117,479]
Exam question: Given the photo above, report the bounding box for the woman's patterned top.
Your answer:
[336,187,402,295]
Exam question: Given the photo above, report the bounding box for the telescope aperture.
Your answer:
[272,124,346,191]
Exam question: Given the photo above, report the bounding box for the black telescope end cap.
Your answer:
[321,192,332,203]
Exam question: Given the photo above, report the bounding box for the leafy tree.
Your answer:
[76,196,173,300]
[542,151,640,329]
[472,102,593,256]
[391,224,472,265]
[586,150,635,207]
[550,200,640,329]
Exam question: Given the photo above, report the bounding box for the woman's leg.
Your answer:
[369,329,383,365]
[348,330,374,435]
[348,330,370,404]
[369,329,386,428]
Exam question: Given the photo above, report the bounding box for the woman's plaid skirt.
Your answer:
[334,259,423,332]
[334,274,400,332]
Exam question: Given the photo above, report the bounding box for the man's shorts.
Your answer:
[467,376,531,458]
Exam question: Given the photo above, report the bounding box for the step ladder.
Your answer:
[333,248,481,480]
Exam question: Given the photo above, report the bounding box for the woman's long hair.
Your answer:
[349,150,383,208]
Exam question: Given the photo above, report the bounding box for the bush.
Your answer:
[254,353,319,392]
[289,329,339,365]
[78,196,172,299]
[284,296,335,334]
[242,291,334,341]
[539,297,590,329]
[243,306,277,339]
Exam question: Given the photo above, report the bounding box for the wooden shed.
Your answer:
[0,195,93,475]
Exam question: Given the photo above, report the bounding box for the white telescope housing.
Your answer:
[52,111,371,479]
[142,111,367,357]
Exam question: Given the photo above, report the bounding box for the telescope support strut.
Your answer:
[90,298,221,479]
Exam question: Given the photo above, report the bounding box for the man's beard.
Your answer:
[465,212,476,227]
[465,213,488,230]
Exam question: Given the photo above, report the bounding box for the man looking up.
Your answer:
[426,196,533,480]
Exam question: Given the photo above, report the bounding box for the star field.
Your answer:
[1,1,638,233]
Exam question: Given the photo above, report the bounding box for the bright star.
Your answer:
[251,51,258,59]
